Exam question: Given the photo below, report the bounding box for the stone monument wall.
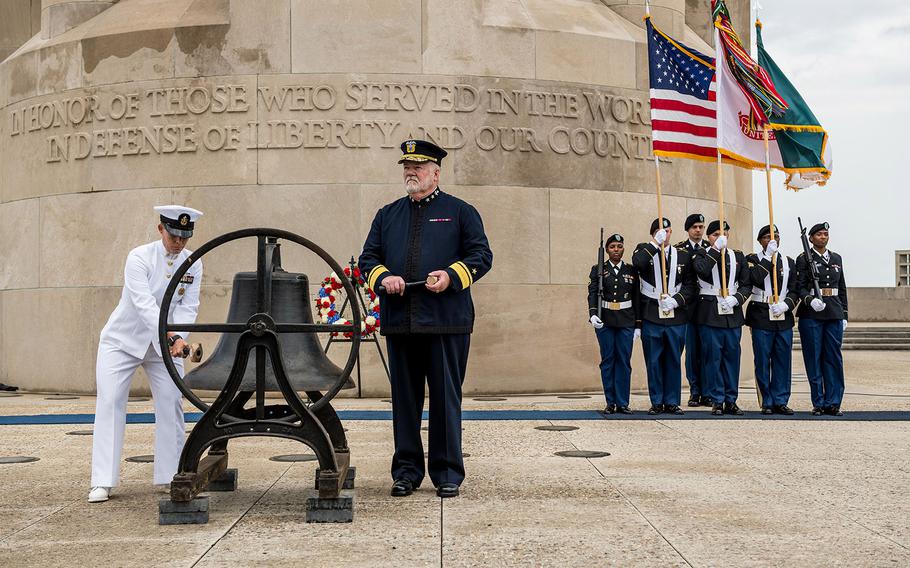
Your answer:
[0,0,753,395]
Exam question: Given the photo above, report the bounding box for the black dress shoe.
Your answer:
[391,479,414,497]
[647,404,663,415]
[811,407,824,416]
[775,405,794,415]
[0,383,17,392]
[436,483,459,498]
[724,403,744,416]
[687,397,700,407]
[827,406,844,416]
[711,403,724,416]
[700,396,713,407]
[617,406,633,414]
[665,405,684,415]
[761,407,773,415]
[604,404,616,414]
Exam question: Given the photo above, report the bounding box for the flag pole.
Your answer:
[716,151,728,296]
[645,1,669,298]
[654,156,669,296]
[763,124,779,303]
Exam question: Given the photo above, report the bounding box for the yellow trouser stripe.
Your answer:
[368,265,389,290]
[450,262,471,289]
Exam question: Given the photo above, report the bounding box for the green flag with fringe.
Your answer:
[756,21,833,190]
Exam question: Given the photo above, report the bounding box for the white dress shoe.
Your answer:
[88,486,110,503]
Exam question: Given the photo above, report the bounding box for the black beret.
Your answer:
[809,222,829,236]
[684,213,705,231]
[606,233,624,246]
[399,139,448,165]
[649,217,671,234]
[757,224,779,239]
[707,220,731,234]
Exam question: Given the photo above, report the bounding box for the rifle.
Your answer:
[798,217,823,300]
[597,228,604,321]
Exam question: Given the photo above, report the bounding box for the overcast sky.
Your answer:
[747,0,910,286]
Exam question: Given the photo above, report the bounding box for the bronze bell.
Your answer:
[184,265,354,393]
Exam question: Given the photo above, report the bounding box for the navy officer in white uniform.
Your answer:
[89,205,204,503]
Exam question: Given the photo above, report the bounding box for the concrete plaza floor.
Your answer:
[0,350,908,567]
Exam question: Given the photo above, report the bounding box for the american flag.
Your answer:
[647,18,718,161]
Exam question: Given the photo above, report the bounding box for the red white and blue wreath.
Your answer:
[315,265,380,338]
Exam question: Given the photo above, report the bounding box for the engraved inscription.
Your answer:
[5,78,664,164]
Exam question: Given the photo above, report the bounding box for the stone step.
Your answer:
[840,331,910,337]
[793,342,910,351]
[840,337,910,344]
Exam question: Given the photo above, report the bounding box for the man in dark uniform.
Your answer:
[359,139,493,498]
[588,233,639,414]
[746,225,798,415]
[692,220,752,416]
[796,222,848,416]
[676,213,710,407]
[632,218,697,415]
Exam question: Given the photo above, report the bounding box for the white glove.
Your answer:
[770,301,789,316]
[810,298,826,312]
[713,235,728,250]
[590,315,604,329]
[842,320,848,331]
[723,295,739,309]
[653,229,667,246]
[659,296,679,311]
[633,328,641,340]
[766,240,779,256]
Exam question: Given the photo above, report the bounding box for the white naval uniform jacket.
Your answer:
[99,240,203,358]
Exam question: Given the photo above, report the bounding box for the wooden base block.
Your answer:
[208,468,238,492]
[315,466,356,490]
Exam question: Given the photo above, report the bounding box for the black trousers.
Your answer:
[385,333,470,488]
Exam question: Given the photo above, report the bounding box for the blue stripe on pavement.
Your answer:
[0,409,908,425]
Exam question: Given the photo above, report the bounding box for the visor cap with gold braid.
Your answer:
[398,139,448,165]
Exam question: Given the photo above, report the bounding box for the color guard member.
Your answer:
[746,225,798,415]
[676,213,710,407]
[796,222,848,416]
[692,220,751,416]
[588,233,639,414]
[632,218,697,415]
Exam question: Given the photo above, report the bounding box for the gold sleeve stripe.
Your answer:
[368,265,390,290]
[449,262,471,289]
[456,261,474,285]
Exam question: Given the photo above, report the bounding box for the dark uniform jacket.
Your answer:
[692,247,752,328]
[795,249,848,321]
[675,238,708,319]
[587,260,640,328]
[745,252,800,330]
[675,238,710,255]
[359,188,493,335]
[631,242,697,326]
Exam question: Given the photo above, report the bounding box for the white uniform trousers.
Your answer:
[91,342,185,487]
